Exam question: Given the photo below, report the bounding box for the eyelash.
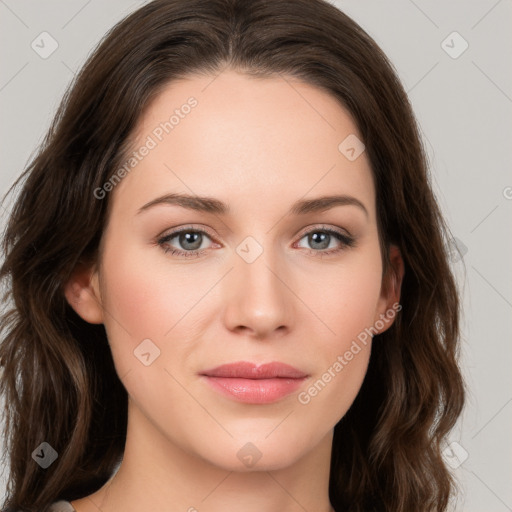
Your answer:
[156,224,356,259]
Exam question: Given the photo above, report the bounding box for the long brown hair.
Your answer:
[0,1,465,510]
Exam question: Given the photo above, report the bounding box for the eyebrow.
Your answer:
[137,193,368,218]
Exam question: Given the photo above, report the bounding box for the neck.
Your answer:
[72,398,336,512]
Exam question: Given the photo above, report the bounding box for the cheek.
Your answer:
[304,249,383,350]
[293,251,382,419]
[97,241,178,373]
[296,279,378,430]
[101,234,195,331]
[98,238,218,377]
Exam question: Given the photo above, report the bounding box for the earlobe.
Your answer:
[64,262,104,324]
[374,244,405,334]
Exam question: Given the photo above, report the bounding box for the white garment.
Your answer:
[47,501,76,512]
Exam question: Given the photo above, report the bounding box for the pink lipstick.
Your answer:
[199,361,308,404]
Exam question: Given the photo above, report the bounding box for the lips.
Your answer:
[201,361,308,379]
[200,361,309,404]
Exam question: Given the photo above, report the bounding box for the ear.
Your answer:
[64,261,104,324]
[373,244,405,334]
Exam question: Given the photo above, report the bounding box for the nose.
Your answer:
[222,247,295,340]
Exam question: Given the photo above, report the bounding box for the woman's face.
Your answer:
[70,69,401,471]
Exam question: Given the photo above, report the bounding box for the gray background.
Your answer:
[1,1,511,511]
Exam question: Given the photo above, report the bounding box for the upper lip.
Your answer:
[200,361,308,379]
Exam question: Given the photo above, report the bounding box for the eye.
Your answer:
[157,227,216,258]
[295,226,356,257]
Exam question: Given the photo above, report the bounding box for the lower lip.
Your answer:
[201,376,307,404]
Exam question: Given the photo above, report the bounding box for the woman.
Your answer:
[0,0,465,511]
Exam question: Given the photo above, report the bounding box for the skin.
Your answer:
[65,68,404,512]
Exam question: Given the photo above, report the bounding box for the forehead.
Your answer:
[109,69,376,220]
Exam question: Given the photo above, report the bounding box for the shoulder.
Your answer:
[47,501,76,512]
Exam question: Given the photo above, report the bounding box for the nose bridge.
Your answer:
[222,235,294,337]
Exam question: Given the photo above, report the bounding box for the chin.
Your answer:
[195,432,313,472]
